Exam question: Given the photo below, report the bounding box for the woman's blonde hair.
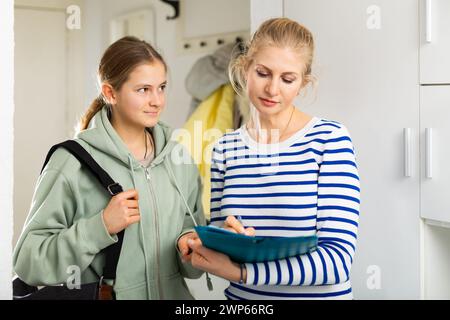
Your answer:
[77,36,167,131]
[229,17,316,100]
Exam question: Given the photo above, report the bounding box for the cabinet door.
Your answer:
[282,0,421,299]
[420,86,450,223]
[420,0,450,84]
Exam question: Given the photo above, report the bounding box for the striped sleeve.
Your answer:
[210,139,226,226]
[244,125,360,286]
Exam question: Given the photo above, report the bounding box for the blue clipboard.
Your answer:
[195,225,318,263]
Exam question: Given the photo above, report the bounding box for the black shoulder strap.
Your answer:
[42,140,124,196]
[42,140,124,280]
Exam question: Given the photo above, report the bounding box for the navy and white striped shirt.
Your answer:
[210,117,360,300]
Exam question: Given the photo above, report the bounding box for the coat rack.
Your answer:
[178,30,249,54]
[160,0,179,20]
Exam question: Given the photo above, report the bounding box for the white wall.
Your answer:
[0,0,14,300]
[13,0,86,249]
[83,0,250,129]
[250,0,282,32]
[183,0,250,38]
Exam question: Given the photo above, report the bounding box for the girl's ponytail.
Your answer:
[78,96,106,131]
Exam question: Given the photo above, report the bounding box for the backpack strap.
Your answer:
[42,140,123,196]
[42,140,124,280]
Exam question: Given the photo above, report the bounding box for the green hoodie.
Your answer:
[13,107,206,299]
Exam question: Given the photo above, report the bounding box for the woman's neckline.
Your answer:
[240,116,320,151]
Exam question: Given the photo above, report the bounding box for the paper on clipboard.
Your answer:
[195,225,318,263]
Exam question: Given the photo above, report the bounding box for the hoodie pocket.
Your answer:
[114,281,148,300]
[114,273,195,300]
[160,272,195,300]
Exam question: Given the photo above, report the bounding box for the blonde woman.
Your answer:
[187,18,360,300]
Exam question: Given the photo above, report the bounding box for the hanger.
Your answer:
[160,0,179,20]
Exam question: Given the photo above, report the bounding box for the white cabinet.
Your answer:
[423,223,450,299]
[251,0,450,300]
[419,0,450,298]
[419,0,450,222]
[269,0,422,299]
[420,86,450,223]
[420,0,450,84]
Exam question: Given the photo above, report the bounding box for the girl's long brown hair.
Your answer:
[78,36,167,131]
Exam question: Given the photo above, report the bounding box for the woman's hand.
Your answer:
[102,189,140,235]
[187,238,246,283]
[224,216,256,236]
[177,232,199,263]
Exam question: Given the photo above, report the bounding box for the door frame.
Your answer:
[15,0,85,138]
[0,0,14,300]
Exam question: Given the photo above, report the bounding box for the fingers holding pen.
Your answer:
[224,215,256,236]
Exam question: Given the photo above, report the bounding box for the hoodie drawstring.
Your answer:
[128,155,153,299]
[163,161,198,227]
[163,161,214,291]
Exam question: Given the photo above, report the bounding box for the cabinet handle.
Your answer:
[425,0,432,43]
[404,128,411,177]
[426,128,433,178]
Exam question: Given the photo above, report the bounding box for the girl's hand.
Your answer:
[102,189,140,234]
[177,232,198,263]
[224,216,256,236]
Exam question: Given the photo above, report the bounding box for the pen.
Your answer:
[236,215,245,234]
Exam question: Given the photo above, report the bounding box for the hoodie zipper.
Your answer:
[144,167,163,299]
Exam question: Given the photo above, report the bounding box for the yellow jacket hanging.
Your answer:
[178,84,235,219]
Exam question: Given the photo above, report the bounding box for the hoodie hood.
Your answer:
[75,106,177,169]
